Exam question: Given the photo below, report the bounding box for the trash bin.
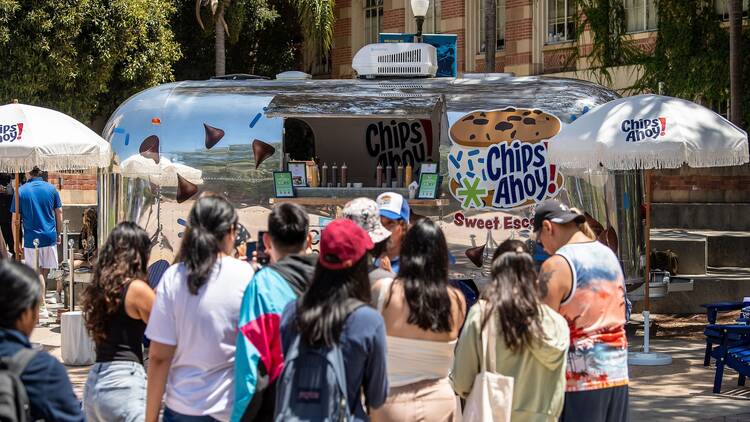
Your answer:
[61,311,95,366]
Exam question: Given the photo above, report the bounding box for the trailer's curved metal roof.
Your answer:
[104,74,618,156]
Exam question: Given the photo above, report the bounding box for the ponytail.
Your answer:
[570,207,596,240]
[177,195,237,295]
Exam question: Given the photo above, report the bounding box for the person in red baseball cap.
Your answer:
[277,219,388,420]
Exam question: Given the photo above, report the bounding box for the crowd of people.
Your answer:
[0,184,630,421]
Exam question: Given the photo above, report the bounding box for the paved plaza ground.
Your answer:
[29,303,750,422]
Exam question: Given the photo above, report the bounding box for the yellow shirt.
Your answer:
[450,301,570,422]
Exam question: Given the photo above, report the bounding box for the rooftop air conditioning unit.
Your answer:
[353,43,438,78]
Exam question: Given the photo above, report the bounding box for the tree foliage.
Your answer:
[172,0,301,80]
[0,0,181,123]
[572,0,642,86]
[576,0,749,128]
[634,0,750,128]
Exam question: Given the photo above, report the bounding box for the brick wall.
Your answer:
[383,8,405,32]
[653,165,750,203]
[46,171,98,205]
[331,0,353,78]
[474,54,506,72]
[543,47,576,73]
[48,172,97,192]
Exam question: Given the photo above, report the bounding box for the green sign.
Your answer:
[417,172,440,199]
[273,171,295,198]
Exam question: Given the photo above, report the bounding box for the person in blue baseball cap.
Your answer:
[375,192,410,274]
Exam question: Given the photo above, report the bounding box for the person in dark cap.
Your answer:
[533,199,629,422]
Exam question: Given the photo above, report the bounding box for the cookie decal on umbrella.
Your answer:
[252,139,276,169]
[447,107,564,210]
[204,123,225,149]
[176,173,198,203]
[465,244,486,268]
[140,135,160,164]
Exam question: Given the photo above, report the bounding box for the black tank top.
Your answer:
[95,282,147,363]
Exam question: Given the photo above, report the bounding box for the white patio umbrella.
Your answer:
[0,102,111,172]
[0,101,112,261]
[120,154,203,187]
[547,94,749,365]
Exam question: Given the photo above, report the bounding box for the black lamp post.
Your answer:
[411,0,429,42]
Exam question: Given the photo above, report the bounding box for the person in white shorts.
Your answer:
[10,167,63,312]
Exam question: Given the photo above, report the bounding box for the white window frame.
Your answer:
[364,0,384,45]
[478,0,506,53]
[624,0,657,33]
[424,0,442,34]
[546,0,576,44]
[715,0,750,20]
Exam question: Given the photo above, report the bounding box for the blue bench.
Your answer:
[701,302,745,366]
[708,324,750,393]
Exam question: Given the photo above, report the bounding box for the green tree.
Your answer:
[0,0,180,124]
[634,0,750,127]
[187,0,334,79]
[173,0,300,79]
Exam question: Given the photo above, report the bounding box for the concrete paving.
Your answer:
[629,337,750,421]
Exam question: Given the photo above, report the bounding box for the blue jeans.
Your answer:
[163,407,220,421]
[84,361,146,422]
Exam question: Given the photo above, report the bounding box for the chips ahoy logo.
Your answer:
[622,117,666,142]
[0,123,23,143]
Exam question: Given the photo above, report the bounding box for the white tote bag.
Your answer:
[462,304,514,422]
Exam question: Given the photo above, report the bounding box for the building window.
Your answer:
[716,0,749,20]
[364,0,384,44]
[547,0,575,44]
[424,0,442,34]
[479,0,506,52]
[624,0,657,32]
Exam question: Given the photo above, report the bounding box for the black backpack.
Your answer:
[274,300,365,422]
[0,348,38,422]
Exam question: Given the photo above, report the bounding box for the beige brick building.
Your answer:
[312,0,750,260]
[315,0,746,96]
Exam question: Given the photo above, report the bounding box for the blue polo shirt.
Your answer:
[9,178,61,248]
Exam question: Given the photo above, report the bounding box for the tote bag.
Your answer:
[462,303,514,422]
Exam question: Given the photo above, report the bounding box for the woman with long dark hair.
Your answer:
[370,218,465,422]
[145,195,254,422]
[74,207,98,271]
[277,219,388,421]
[451,240,570,422]
[81,222,154,421]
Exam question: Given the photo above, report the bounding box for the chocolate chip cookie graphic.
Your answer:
[449,107,561,147]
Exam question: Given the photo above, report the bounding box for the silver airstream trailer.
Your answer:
[101,71,645,285]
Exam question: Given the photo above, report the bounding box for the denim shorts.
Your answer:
[84,360,146,422]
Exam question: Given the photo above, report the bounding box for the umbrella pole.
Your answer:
[629,169,670,365]
[644,169,652,353]
[13,173,20,262]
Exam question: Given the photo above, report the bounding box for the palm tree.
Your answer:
[195,0,231,76]
[291,0,336,62]
[484,0,496,72]
[729,0,742,127]
[196,0,336,77]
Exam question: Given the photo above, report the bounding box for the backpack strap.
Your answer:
[330,342,351,420]
[4,348,38,376]
[343,298,366,316]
